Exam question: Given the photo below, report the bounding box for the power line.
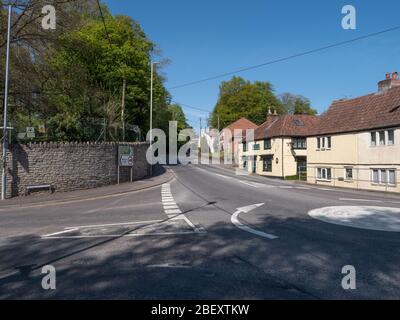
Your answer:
[171,100,211,114]
[96,0,112,47]
[168,25,400,90]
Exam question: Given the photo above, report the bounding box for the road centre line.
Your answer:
[339,198,383,203]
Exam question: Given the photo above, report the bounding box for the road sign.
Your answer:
[118,146,134,167]
[26,127,35,138]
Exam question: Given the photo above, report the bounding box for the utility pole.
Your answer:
[217,115,220,131]
[1,5,12,201]
[121,78,126,141]
[149,62,159,177]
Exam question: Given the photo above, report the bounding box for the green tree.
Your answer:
[210,76,284,129]
[279,93,317,115]
[44,11,171,140]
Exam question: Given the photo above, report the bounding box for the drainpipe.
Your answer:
[282,138,285,179]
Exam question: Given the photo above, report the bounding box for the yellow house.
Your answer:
[239,115,319,178]
[307,73,400,193]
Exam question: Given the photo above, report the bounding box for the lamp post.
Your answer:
[1,5,12,201]
[149,62,159,177]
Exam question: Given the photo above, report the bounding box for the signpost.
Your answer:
[118,145,134,184]
[26,127,36,139]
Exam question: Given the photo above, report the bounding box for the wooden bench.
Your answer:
[25,184,54,196]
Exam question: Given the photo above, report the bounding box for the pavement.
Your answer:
[1,164,400,299]
[0,165,173,209]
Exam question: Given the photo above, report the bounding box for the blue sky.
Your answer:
[106,0,400,131]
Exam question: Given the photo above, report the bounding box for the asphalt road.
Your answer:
[1,164,400,299]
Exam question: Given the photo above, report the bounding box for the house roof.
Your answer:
[225,117,258,133]
[254,115,319,140]
[311,86,400,136]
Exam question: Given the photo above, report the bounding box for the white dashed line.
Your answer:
[161,184,205,234]
[339,198,383,203]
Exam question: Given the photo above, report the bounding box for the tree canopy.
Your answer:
[279,93,317,115]
[0,0,186,142]
[209,76,284,129]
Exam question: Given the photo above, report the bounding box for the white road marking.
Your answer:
[296,187,311,190]
[279,186,294,189]
[61,220,163,230]
[146,264,192,269]
[216,174,233,179]
[41,228,80,238]
[165,209,182,215]
[162,202,177,206]
[164,205,179,210]
[239,181,264,188]
[41,231,203,239]
[231,203,278,240]
[308,206,400,232]
[315,188,333,191]
[161,183,205,234]
[339,198,383,203]
[40,220,166,238]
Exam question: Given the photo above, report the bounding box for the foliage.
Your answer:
[279,93,317,115]
[1,1,182,142]
[209,76,284,129]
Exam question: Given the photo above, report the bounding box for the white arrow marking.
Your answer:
[231,203,278,240]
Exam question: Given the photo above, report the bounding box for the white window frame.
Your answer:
[370,132,377,147]
[344,167,354,181]
[316,137,332,151]
[371,168,397,186]
[388,130,395,146]
[379,131,386,146]
[317,167,332,181]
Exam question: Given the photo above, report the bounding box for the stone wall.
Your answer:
[0,142,150,198]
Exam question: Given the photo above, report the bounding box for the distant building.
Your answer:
[307,72,400,193]
[239,114,319,178]
[220,117,258,162]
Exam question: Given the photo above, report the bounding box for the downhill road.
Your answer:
[1,164,400,299]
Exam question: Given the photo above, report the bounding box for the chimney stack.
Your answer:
[378,72,400,92]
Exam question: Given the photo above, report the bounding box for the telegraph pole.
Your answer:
[1,5,12,201]
[121,78,126,141]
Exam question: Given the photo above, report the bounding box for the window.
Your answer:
[253,144,260,151]
[326,137,332,149]
[317,168,332,181]
[371,130,396,147]
[389,170,396,185]
[262,156,273,172]
[243,143,247,152]
[371,169,397,186]
[317,137,332,150]
[371,132,377,147]
[388,130,395,145]
[372,169,379,184]
[264,138,271,150]
[345,167,353,181]
[292,138,307,150]
[379,131,386,146]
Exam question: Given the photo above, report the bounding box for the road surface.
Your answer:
[1,164,400,299]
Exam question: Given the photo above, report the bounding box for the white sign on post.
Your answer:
[117,146,135,184]
[118,146,134,166]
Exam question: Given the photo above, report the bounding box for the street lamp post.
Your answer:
[149,62,159,177]
[1,5,12,201]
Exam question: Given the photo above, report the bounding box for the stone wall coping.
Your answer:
[1,142,149,149]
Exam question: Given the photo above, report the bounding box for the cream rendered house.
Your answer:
[239,115,319,178]
[307,73,400,193]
